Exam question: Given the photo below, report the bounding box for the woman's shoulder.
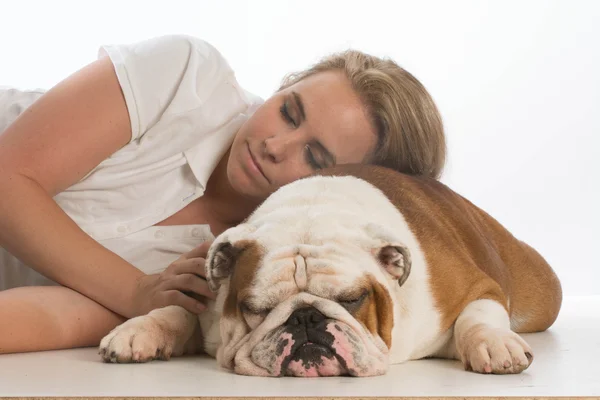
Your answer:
[99,34,228,70]
[97,34,241,142]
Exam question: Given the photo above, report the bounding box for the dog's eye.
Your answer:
[240,301,271,316]
[339,290,369,310]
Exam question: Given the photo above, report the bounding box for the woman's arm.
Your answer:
[0,56,209,318]
[0,286,125,354]
[0,57,147,318]
[0,241,216,354]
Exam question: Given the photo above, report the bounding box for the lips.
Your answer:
[285,346,345,377]
[275,322,349,377]
[280,339,346,377]
[247,142,269,183]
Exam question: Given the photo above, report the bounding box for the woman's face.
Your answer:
[227,71,378,200]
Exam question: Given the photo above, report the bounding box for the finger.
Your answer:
[168,258,207,277]
[168,273,217,299]
[180,240,214,260]
[164,290,207,314]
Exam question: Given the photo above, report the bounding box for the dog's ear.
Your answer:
[205,224,256,292]
[364,223,412,287]
[375,244,411,287]
[205,241,243,292]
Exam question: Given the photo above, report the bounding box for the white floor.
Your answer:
[0,295,598,397]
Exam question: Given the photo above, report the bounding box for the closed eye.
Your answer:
[339,290,369,310]
[240,301,272,316]
[305,145,323,170]
[280,94,336,170]
[280,102,297,128]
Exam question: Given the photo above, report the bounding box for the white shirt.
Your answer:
[0,35,263,289]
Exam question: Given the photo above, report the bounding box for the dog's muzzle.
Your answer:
[276,306,343,376]
[222,293,389,377]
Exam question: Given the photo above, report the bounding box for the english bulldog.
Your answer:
[99,164,562,377]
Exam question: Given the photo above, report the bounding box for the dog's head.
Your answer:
[205,175,411,377]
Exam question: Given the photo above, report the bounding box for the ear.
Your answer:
[375,244,412,287]
[205,241,242,292]
[205,224,256,292]
[364,223,412,287]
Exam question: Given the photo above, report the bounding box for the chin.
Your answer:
[227,170,266,202]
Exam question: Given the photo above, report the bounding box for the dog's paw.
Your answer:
[459,324,533,374]
[99,315,175,363]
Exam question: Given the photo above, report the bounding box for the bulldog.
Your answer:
[99,164,562,377]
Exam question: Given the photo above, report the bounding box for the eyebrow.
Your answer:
[292,91,337,166]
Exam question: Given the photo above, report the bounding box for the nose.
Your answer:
[263,134,301,163]
[285,307,326,328]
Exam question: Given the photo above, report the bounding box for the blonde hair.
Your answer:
[280,50,446,179]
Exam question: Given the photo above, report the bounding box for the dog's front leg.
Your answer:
[99,305,202,363]
[453,299,533,374]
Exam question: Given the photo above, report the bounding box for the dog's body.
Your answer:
[100,165,561,376]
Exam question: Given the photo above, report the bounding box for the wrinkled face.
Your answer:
[205,205,411,377]
[226,71,377,200]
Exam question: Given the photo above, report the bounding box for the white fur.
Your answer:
[99,305,201,362]
[452,299,533,374]
[99,174,532,376]
[206,176,445,368]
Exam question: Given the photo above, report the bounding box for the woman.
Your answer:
[0,35,445,353]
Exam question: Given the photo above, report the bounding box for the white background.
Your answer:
[0,0,598,296]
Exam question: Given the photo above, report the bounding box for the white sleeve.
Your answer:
[98,35,234,143]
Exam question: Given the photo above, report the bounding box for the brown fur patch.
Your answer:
[316,164,562,333]
[222,240,265,319]
[353,275,394,348]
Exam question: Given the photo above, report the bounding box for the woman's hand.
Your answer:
[130,240,216,316]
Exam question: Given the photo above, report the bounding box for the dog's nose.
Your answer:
[285,307,326,328]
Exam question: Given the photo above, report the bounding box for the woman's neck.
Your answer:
[202,149,262,230]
